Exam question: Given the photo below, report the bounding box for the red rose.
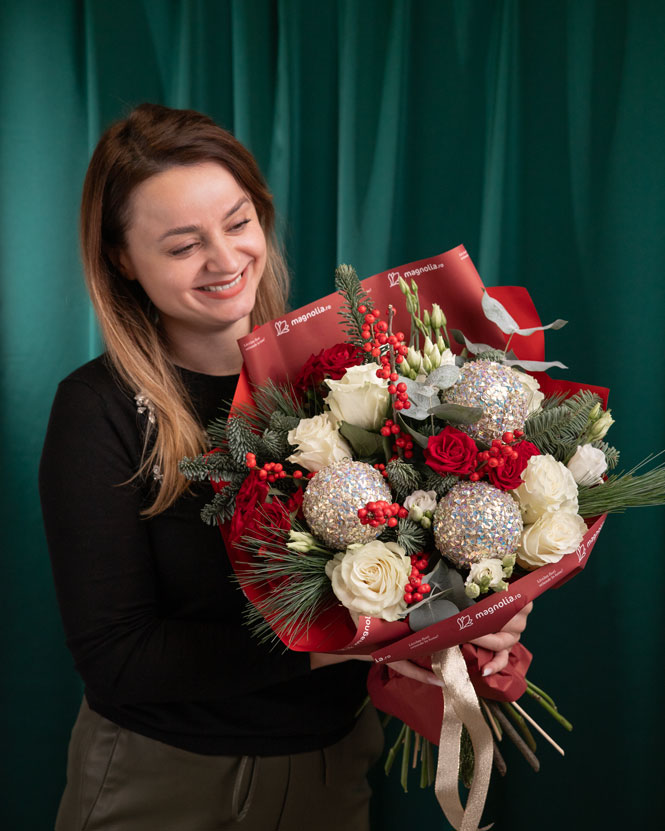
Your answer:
[236,485,305,546]
[293,343,363,391]
[487,440,540,491]
[229,473,270,541]
[424,426,478,476]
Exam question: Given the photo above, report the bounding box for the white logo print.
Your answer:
[457,614,473,631]
[274,320,290,336]
[387,272,401,287]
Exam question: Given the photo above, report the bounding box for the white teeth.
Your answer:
[199,273,243,292]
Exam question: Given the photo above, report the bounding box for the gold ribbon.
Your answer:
[431,648,494,831]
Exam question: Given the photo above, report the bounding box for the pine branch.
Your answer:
[592,439,620,470]
[524,390,603,461]
[380,517,428,556]
[577,455,665,516]
[386,459,423,501]
[334,263,374,350]
[421,470,459,498]
[179,450,245,482]
[226,416,263,466]
[199,484,240,525]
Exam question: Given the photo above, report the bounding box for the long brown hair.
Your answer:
[80,103,289,515]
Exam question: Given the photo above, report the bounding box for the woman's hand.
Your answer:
[309,652,444,687]
[469,601,533,676]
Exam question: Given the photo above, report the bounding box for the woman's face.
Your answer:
[118,162,267,345]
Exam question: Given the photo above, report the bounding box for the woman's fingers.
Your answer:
[388,659,444,688]
[480,648,510,677]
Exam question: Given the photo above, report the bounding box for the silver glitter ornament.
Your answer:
[444,360,528,445]
[433,481,523,568]
[303,460,393,550]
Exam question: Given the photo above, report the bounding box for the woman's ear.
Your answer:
[109,248,136,281]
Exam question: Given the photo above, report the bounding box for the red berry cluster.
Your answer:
[380,419,414,458]
[245,453,307,483]
[468,431,525,482]
[357,500,409,528]
[404,553,432,605]
[372,462,389,479]
[358,305,408,370]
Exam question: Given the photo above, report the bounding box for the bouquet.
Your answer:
[181,245,665,830]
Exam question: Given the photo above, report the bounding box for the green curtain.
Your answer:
[2,1,663,828]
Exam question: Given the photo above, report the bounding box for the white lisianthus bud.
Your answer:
[438,346,456,366]
[325,540,410,621]
[420,516,432,530]
[423,354,433,374]
[423,309,431,329]
[287,413,353,472]
[407,346,423,373]
[324,364,391,430]
[424,336,435,358]
[566,445,608,487]
[430,303,446,329]
[409,505,424,523]
[587,410,614,442]
[465,583,481,599]
[286,531,318,553]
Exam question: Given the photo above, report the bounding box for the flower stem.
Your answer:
[524,686,573,732]
[400,725,412,792]
[384,722,407,776]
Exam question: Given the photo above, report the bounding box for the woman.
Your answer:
[40,103,530,831]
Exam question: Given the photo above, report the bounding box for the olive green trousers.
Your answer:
[55,699,384,831]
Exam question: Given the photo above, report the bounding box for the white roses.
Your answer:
[518,511,588,569]
[325,540,410,621]
[566,445,607,486]
[514,454,586,569]
[515,455,579,523]
[324,364,391,430]
[287,413,352,472]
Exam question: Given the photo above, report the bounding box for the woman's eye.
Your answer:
[170,243,197,256]
[229,218,251,233]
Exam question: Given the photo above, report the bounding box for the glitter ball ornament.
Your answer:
[433,481,523,568]
[303,460,393,550]
[444,360,528,445]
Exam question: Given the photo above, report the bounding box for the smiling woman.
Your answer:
[38,103,530,831]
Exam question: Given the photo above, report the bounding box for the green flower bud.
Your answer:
[502,553,516,568]
[436,334,447,353]
[398,276,410,296]
[588,403,602,421]
[423,309,431,329]
[465,583,481,599]
[423,354,433,374]
[502,566,514,579]
[424,336,435,357]
[587,410,614,442]
[407,346,423,372]
[410,279,419,296]
[420,516,432,530]
[493,580,509,593]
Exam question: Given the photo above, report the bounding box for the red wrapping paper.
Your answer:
[367,644,533,745]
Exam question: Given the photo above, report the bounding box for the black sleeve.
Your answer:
[39,375,311,706]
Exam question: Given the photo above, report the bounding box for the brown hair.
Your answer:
[80,103,289,515]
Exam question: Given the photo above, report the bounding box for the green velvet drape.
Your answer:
[2,1,663,828]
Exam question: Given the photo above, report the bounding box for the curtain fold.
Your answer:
[1,2,663,829]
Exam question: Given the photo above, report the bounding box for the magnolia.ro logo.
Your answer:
[387,271,401,287]
[457,614,473,631]
[274,320,290,336]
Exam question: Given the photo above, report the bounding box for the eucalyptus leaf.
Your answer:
[426,364,460,389]
[450,329,496,356]
[503,358,568,371]
[338,422,384,457]
[429,403,483,424]
[481,291,520,334]
[512,318,568,337]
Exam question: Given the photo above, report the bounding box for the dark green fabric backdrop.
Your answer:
[1,1,663,828]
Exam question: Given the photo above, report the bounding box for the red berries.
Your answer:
[403,553,432,605]
[357,500,409,527]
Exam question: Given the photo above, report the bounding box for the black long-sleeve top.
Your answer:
[39,356,368,755]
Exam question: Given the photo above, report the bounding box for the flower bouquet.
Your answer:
[180,245,665,830]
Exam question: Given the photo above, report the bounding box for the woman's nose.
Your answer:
[205,236,240,273]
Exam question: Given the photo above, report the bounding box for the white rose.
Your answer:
[324,364,391,430]
[515,454,579,523]
[403,489,438,514]
[325,540,410,622]
[517,511,587,569]
[512,369,545,415]
[466,558,505,589]
[566,445,608,487]
[287,413,352,472]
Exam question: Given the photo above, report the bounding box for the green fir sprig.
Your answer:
[577,454,665,516]
[335,264,374,351]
